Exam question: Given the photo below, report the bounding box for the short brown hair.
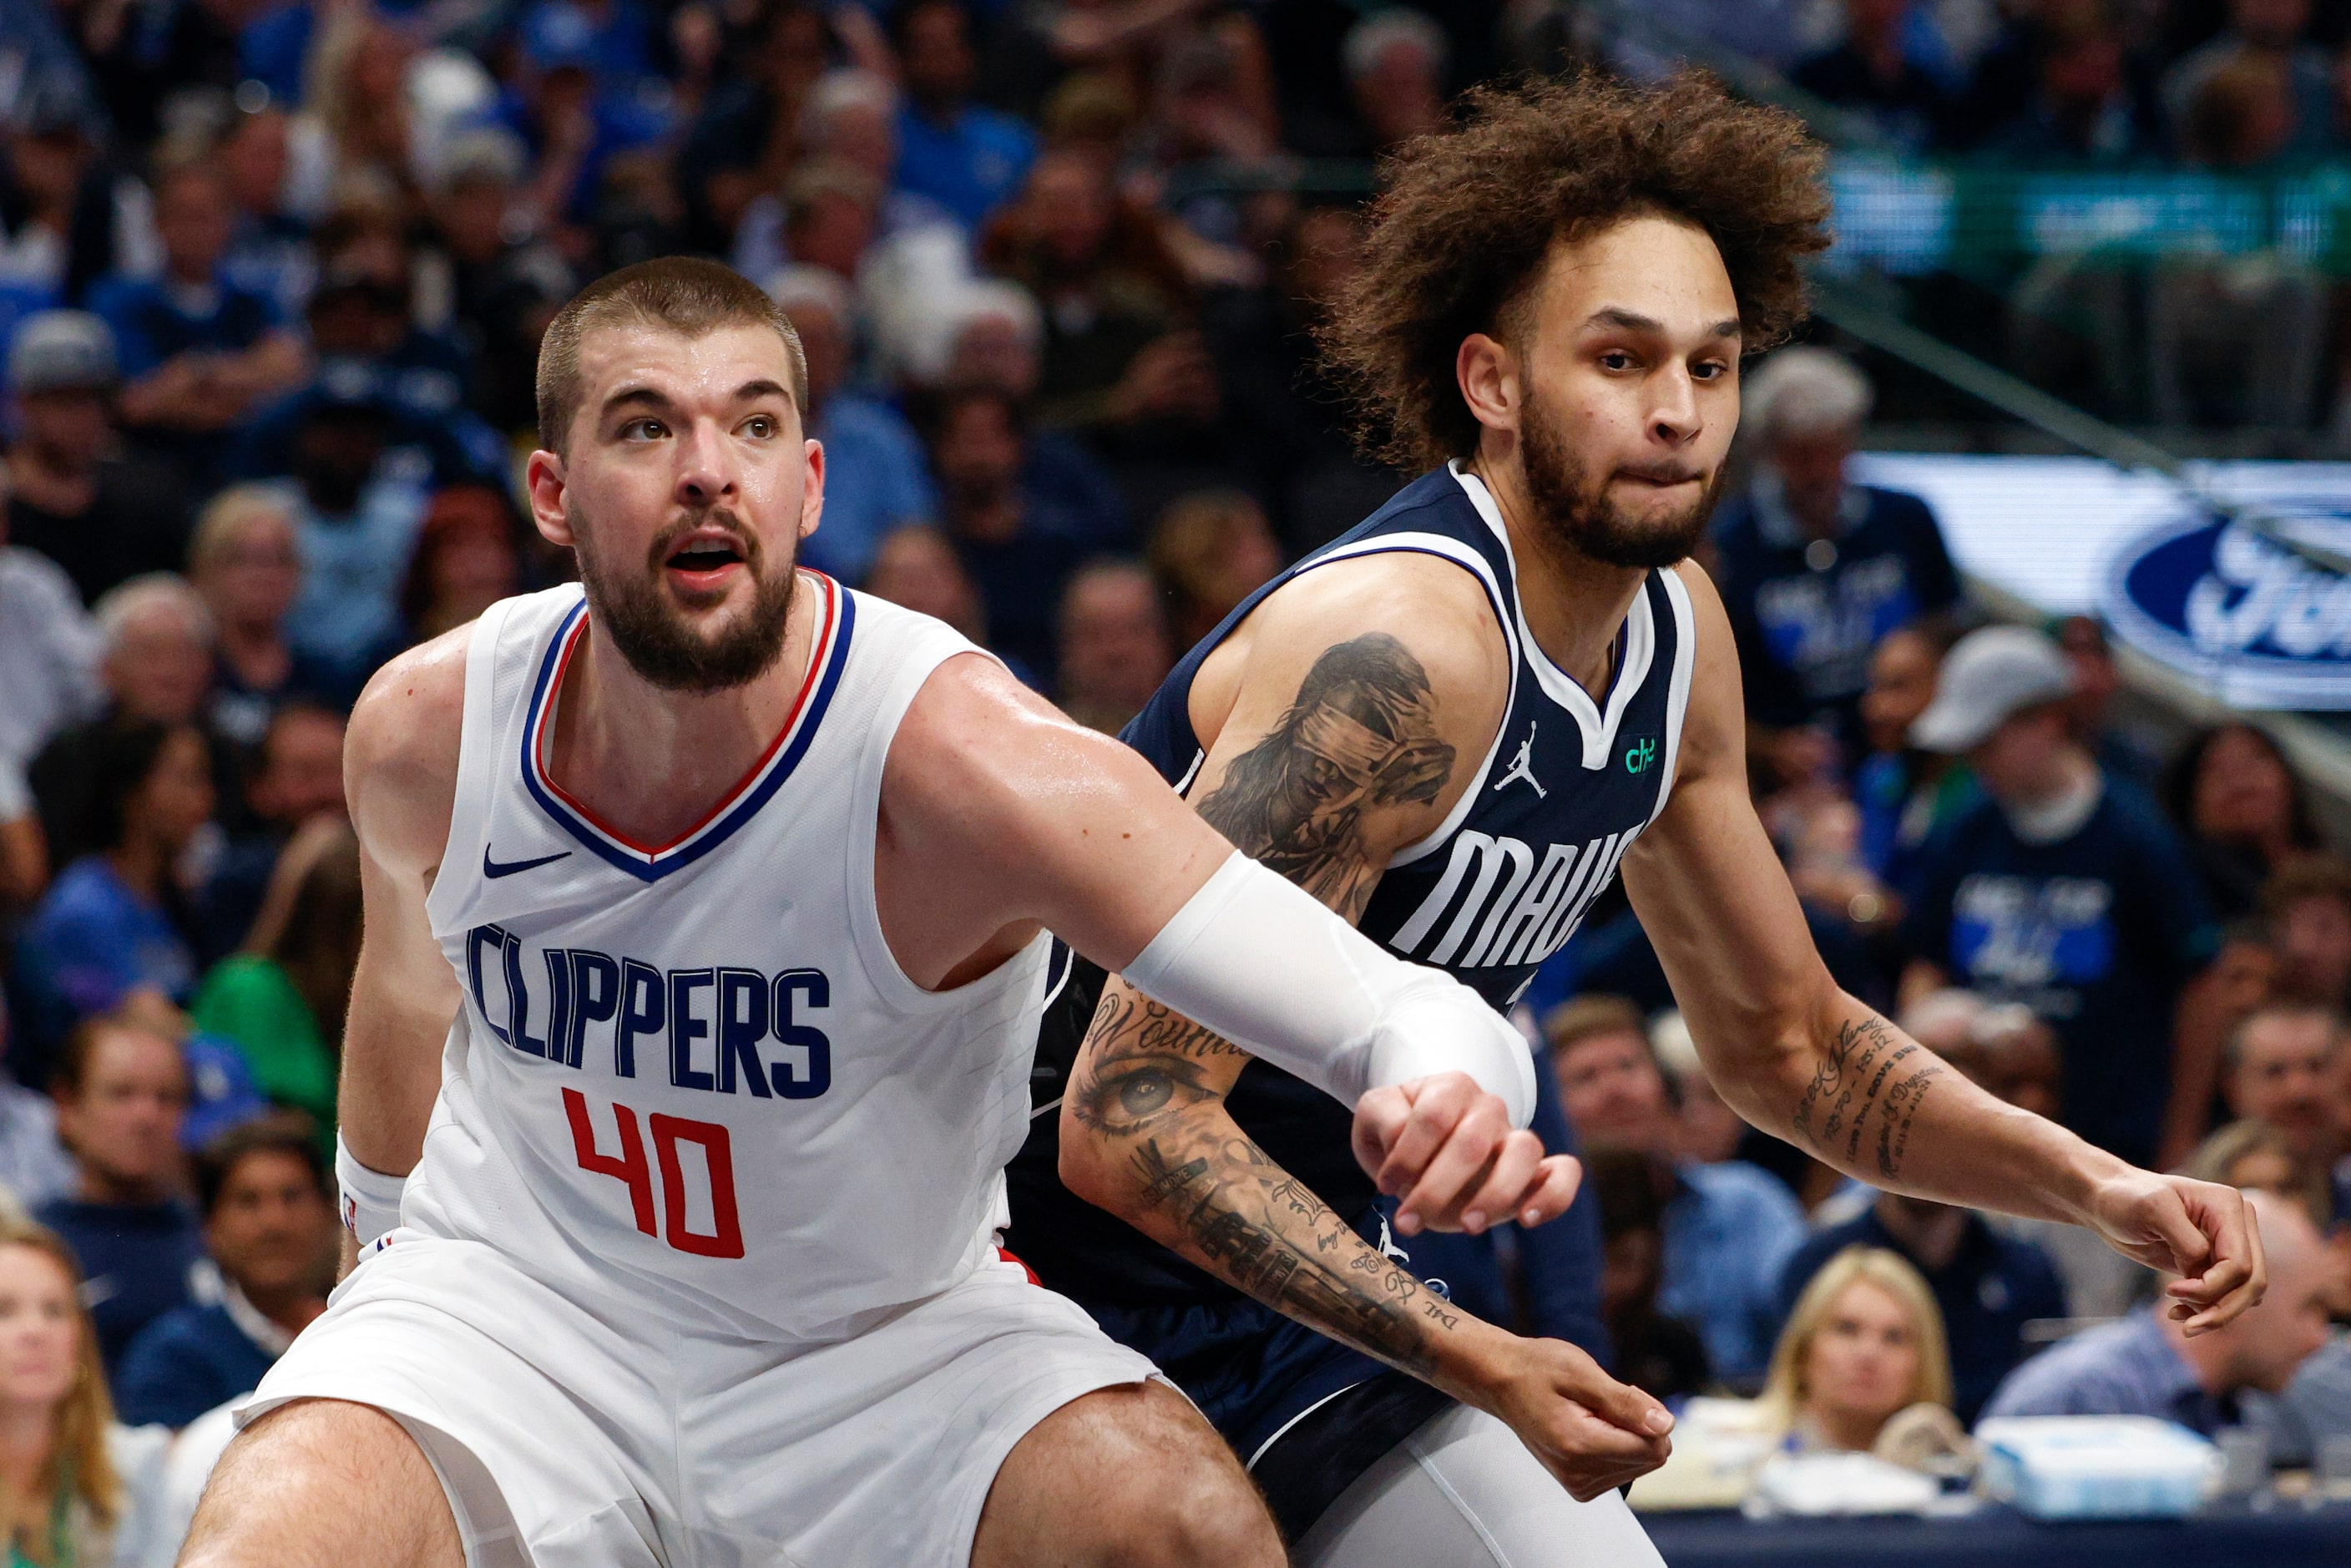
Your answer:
[535,257,808,453]
[2263,852,2351,923]
[1543,993,1650,1060]
[1319,71,1832,471]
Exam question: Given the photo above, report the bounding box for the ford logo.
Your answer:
[2105,498,2351,708]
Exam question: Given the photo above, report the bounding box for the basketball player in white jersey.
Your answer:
[1024,74,2271,1565]
[174,259,1583,1568]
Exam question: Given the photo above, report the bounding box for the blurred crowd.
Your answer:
[0,0,2340,1560]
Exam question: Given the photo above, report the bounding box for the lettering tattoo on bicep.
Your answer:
[1791,1014,1944,1181]
[1193,633,1455,913]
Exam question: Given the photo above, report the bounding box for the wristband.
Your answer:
[336,1133,407,1248]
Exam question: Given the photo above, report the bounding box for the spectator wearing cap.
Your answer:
[265,379,432,694]
[114,1118,333,1429]
[767,266,936,585]
[89,159,306,478]
[1709,348,1962,771]
[892,1,1038,233]
[1898,625,2217,1170]
[3,311,195,606]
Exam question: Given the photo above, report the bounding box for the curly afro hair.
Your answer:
[1319,72,1833,473]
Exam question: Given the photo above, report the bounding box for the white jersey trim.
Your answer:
[1449,464,1656,772]
[1647,566,1700,828]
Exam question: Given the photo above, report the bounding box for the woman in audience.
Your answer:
[1761,1246,1954,1454]
[2163,721,2326,922]
[399,486,524,647]
[188,823,359,1148]
[0,1218,170,1565]
[1146,488,1283,651]
[13,721,215,1074]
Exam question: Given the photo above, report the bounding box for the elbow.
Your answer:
[1055,1113,1125,1213]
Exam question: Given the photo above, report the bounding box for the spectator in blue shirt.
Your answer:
[765,266,936,584]
[1899,626,2217,1170]
[1548,994,1807,1390]
[1710,348,1960,764]
[269,388,433,693]
[89,159,305,475]
[15,720,215,1045]
[116,1117,332,1429]
[1777,1193,2065,1423]
[33,1014,205,1375]
[892,1,1037,232]
[1982,1187,2331,1434]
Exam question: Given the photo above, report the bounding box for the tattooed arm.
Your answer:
[1621,565,2264,1333]
[1059,557,1674,1500]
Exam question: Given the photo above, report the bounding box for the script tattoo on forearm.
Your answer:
[1126,1134,1439,1376]
[1791,1013,1944,1180]
[1193,632,1454,913]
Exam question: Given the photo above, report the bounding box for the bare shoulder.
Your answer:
[886,650,1149,819]
[346,624,470,873]
[1193,549,1510,755]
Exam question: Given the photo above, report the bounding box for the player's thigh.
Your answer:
[1294,1403,1666,1568]
[973,1379,1284,1568]
[177,1399,463,1568]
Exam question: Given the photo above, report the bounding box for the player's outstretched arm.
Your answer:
[1624,565,2265,1333]
[336,630,468,1242]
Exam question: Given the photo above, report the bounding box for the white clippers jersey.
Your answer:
[404,577,1049,1340]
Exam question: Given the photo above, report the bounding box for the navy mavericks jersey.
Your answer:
[1006,463,1696,1310]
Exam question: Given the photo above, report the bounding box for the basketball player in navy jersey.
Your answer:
[1010,74,2266,1563]
[175,259,1585,1568]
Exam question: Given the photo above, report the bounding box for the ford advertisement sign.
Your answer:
[1850,456,2351,711]
[2108,505,2351,709]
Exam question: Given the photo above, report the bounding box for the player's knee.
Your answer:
[1100,1440,1283,1568]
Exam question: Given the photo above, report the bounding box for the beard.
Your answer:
[1519,385,1724,569]
[572,503,798,694]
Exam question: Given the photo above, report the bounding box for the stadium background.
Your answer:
[0,0,2348,1561]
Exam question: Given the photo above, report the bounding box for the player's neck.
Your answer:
[1466,452,1649,705]
[549,582,819,846]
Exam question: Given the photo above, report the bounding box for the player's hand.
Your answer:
[1469,1333,1674,1502]
[1352,1073,1581,1237]
[2086,1170,2266,1334]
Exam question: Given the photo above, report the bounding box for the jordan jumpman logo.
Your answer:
[1494,721,1545,797]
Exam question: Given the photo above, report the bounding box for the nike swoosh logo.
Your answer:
[483,847,573,878]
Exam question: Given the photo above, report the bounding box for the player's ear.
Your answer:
[1457,331,1519,441]
[525,449,577,548]
[799,437,825,542]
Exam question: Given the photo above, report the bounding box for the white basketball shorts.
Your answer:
[237,1232,1160,1568]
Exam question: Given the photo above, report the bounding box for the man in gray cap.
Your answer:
[1897,625,2217,1169]
[4,311,193,604]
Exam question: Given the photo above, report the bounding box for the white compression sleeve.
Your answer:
[1120,852,1537,1127]
[335,1134,407,1248]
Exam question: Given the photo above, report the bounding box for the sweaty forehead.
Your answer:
[575,321,801,410]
